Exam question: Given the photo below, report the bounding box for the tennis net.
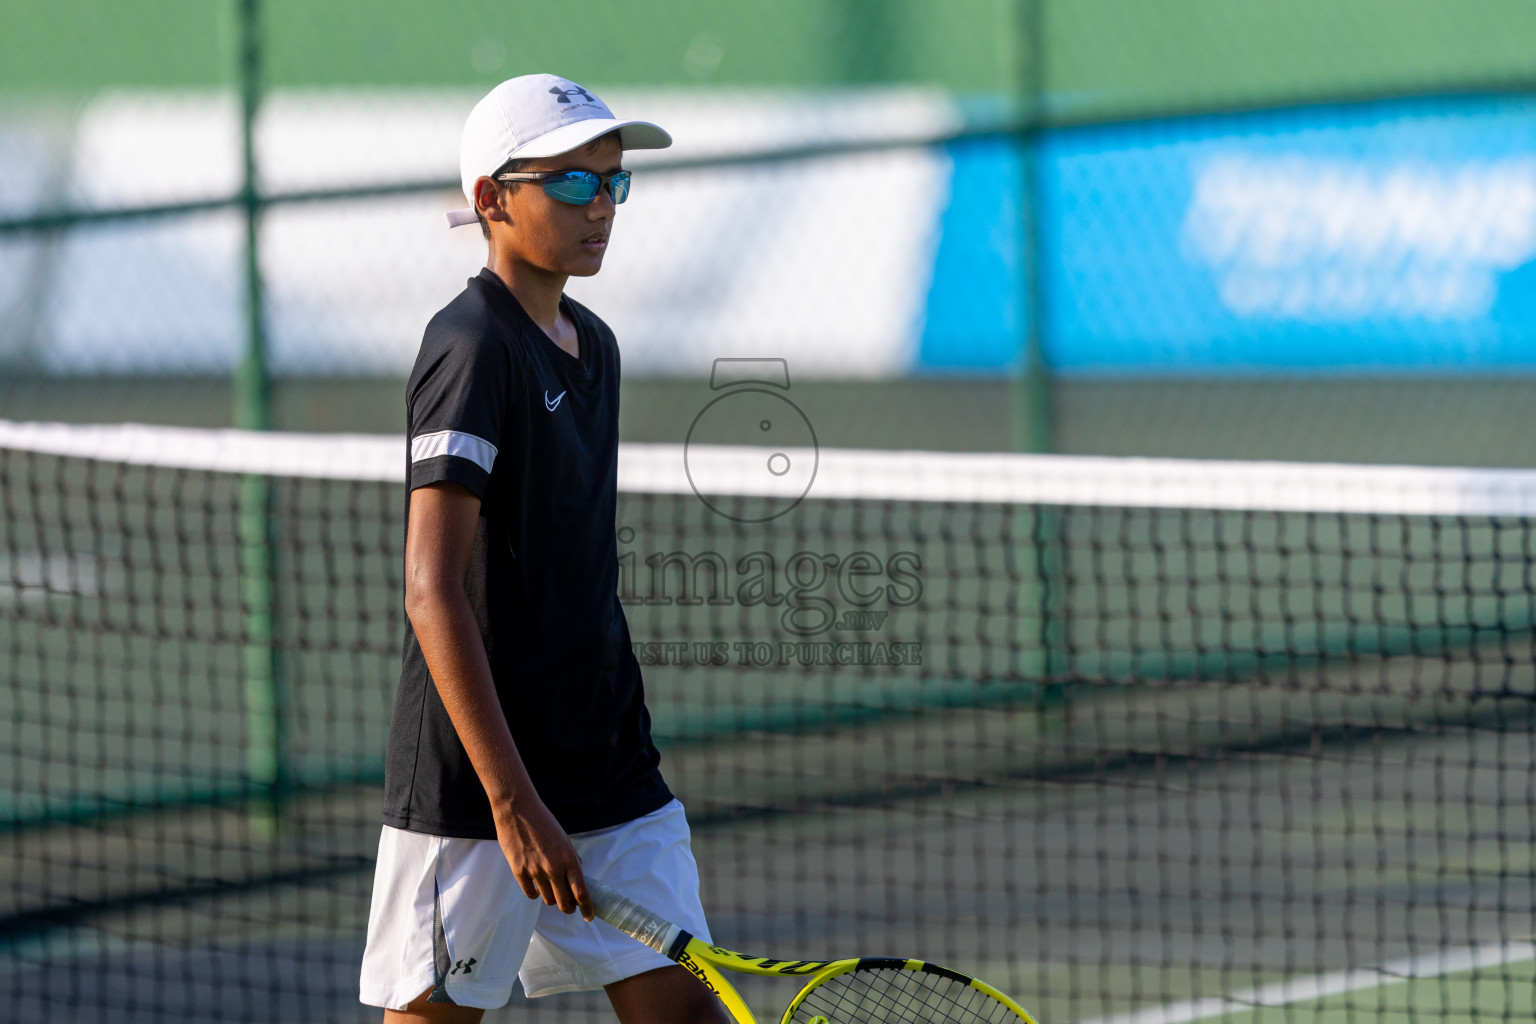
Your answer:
[2,420,1534,1023]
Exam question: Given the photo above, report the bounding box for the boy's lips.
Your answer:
[580,232,608,252]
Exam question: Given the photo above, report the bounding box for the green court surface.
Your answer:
[1207,955,1536,1024]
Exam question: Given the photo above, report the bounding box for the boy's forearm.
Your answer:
[408,584,534,813]
[406,580,589,916]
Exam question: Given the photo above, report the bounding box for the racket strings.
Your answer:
[791,967,1018,1024]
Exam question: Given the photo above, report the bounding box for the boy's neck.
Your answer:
[486,251,569,341]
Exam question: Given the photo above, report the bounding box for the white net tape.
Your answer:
[4,418,1536,517]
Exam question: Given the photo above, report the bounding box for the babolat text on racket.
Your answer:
[587,879,1039,1024]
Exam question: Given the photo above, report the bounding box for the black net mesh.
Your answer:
[3,435,1535,1023]
[790,966,1022,1024]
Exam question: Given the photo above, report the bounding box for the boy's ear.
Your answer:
[474,177,507,223]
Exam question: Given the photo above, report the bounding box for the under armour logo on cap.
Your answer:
[549,85,595,104]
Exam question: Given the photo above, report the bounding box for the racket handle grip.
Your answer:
[587,879,685,958]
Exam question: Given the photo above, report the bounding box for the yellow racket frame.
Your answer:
[589,880,1039,1024]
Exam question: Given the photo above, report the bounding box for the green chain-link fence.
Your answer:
[5,1,1536,460]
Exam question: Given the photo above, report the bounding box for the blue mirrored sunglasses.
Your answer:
[495,168,632,205]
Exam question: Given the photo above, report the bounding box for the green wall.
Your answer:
[0,1,1016,92]
[1048,0,1536,118]
[5,1,1536,116]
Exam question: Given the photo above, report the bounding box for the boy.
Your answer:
[360,74,727,1024]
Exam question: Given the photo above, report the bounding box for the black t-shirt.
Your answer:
[382,268,671,839]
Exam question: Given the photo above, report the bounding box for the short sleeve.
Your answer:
[406,328,514,499]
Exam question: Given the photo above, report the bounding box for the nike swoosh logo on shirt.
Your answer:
[545,390,566,411]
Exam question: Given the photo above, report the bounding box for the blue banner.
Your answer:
[919,96,1536,374]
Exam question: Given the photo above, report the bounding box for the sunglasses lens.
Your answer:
[608,171,631,204]
[542,173,601,205]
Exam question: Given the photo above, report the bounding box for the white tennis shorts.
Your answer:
[359,799,711,1011]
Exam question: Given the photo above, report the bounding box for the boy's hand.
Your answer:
[495,799,595,921]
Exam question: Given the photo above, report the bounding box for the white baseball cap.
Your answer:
[446,73,672,228]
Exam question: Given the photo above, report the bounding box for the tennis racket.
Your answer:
[588,879,1039,1024]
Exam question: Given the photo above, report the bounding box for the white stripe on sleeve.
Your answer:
[409,430,498,474]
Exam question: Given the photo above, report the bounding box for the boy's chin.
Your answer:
[562,258,605,278]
